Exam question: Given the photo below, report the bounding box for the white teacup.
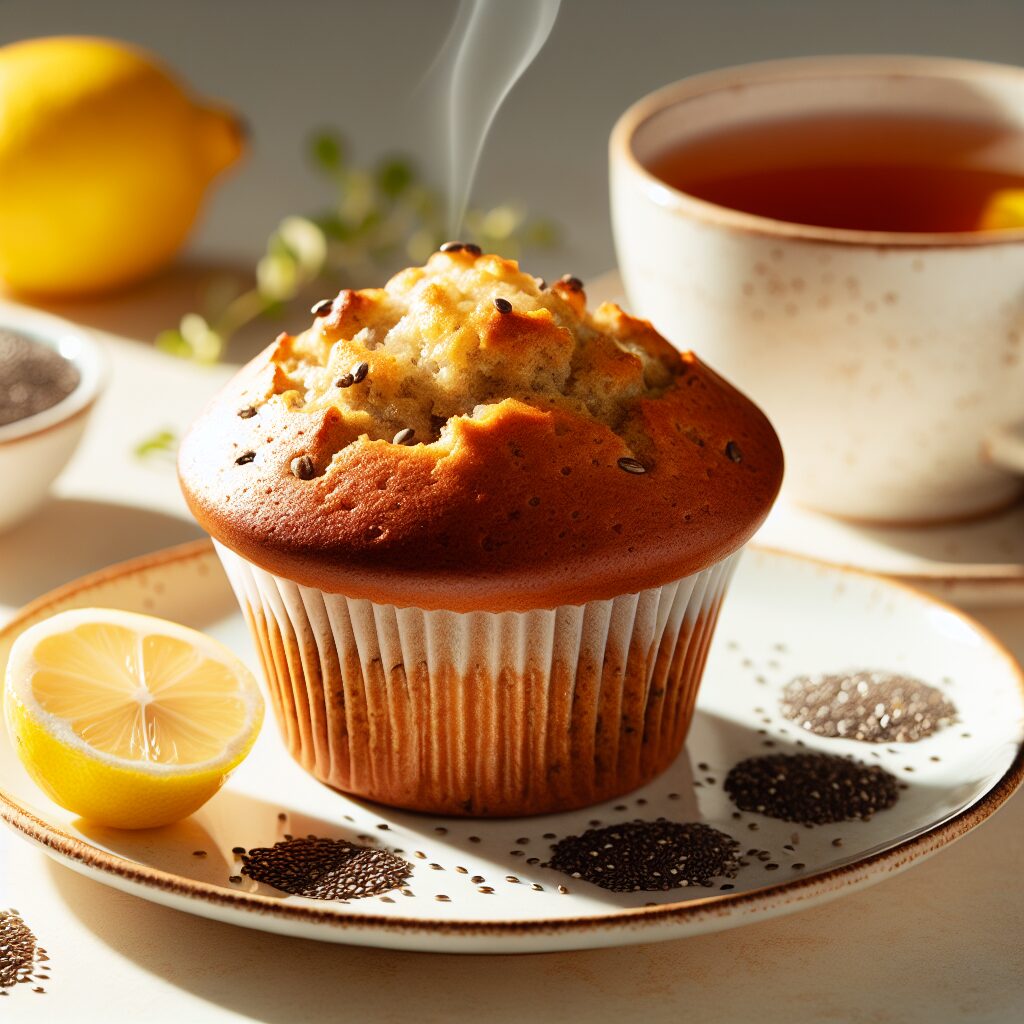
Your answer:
[611,55,1024,524]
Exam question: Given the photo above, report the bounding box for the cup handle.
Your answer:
[984,419,1024,474]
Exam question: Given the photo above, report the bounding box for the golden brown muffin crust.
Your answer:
[178,251,783,611]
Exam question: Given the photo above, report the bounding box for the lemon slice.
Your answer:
[4,608,264,829]
[978,189,1024,230]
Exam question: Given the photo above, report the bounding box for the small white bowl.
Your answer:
[0,307,106,532]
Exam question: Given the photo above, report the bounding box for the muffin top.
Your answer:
[179,250,783,611]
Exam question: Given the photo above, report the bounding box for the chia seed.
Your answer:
[0,331,79,428]
[780,670,958,743]
[1,911,45,992]
[240,836,411,900]
[545,819,742,892]
[724,753,900,825]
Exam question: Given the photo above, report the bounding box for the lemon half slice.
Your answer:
[978,189,1024,230]
[4,608,264,829]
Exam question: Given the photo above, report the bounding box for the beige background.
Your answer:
[3,0,1024,280]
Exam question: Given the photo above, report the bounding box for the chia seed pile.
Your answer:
[1,910,48,995]
[0,331,80,427]
[724,752,900,825]
[545,819,741,892]
[240,836,411,899]
[780,670,958,743]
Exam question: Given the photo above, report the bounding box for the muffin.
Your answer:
[178,249,783,816]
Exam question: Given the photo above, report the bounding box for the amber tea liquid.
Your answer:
[648,113,1024,233]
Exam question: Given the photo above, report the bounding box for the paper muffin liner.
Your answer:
[215,541,741,817]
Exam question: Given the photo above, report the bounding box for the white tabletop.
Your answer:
[1,290,1023,1024]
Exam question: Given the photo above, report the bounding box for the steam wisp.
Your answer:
[427,0,561,236]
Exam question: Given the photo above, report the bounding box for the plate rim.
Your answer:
[1,538,1022,939]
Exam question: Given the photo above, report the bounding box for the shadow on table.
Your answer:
[74,790,406,903]
[825,495,1024,566]
[0,497,201,610]
[75,818,233,891]
[47,856,675,1024]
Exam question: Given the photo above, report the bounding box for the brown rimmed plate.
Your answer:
[1,541,1021,953]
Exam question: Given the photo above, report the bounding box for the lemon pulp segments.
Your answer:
[4,608,264,829]
[32,624,249,764]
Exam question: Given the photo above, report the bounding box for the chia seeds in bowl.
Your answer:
[0,330,80,428]
[0,311,104,533]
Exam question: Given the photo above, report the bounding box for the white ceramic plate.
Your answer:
[0,542,1021,954]
[591,269,1024,608]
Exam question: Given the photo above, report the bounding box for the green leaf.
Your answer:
[357,208,384,234]
[340,169,375,223]
[179,313,223,363]
[134,429,178,460]
[154,329,191,358]
[405,227,437,264]
[309,130,346,173]
[202,274,245,319]
[316,213,352,241]
[480,204,522,241]
[524,218,559,248]
[406,183,441,220]
[278,216,327,275]
[256,254,298,302]
[266,230,293,260]
[376,157,416,199]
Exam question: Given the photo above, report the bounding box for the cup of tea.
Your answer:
[611,55,1024,524]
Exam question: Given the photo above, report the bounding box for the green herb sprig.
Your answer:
[158,131,559,363]
[133,428,178,461]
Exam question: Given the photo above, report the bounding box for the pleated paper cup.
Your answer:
[215,540,741,817]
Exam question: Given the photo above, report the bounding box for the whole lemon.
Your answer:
[0,36,244,296]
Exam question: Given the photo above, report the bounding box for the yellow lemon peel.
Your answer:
[4,608,263,829]
[0,36,244,296]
